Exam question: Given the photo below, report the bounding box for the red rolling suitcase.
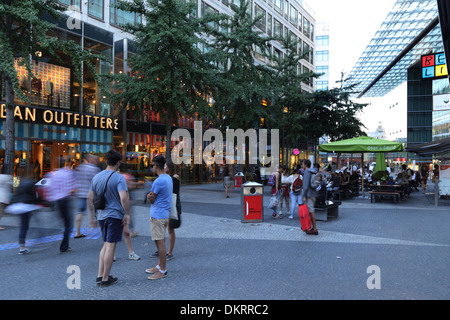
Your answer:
[299,204,311,232]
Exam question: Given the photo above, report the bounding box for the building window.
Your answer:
[289,4,297,25]
[88,0,104,20]
[267,13,272,36]
[110,0,141,27]
[255,5,266,32]
[316,65,329,78]
[316,50,329,62]
[58,0,81,10]
[202,2,219,30]
[274,19,282,38]
[316,81,328,91]
[316,35,329,47]
[274,0,282,14]
[303,18,311,38]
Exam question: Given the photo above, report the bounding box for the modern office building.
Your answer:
[346,0,449,162]
[315,22,329,91]
[0,0,316,180]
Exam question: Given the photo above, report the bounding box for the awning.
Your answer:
[406,137,450,155]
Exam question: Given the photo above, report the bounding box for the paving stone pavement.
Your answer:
[0,182,449,302]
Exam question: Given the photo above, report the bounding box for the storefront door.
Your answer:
[31,140,80,178]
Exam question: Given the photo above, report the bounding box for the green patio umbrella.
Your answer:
[318,136,403,153]
[372,152,389,180]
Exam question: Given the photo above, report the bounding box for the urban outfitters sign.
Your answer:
[422,52,448,79]
[0,104,118,130]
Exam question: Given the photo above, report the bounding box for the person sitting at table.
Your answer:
[342,168,350,183]
[366,170,373,183]
[387,175,395,191]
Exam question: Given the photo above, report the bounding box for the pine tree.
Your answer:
[207,0,275,131]
[108,0,218,160]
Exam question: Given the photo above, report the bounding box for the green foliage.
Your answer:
[106,0,216,126]
[206,0,276,131]
[0,0,107,174]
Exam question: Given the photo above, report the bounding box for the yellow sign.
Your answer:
[0,104,118,130]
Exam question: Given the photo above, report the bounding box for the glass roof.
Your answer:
[345,0,444,97]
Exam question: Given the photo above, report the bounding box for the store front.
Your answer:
[0,105,116,178]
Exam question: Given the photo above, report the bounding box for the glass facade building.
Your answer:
[345,0,450,162]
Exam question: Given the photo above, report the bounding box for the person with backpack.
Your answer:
[288,166,302,219]
[301,159,319,235]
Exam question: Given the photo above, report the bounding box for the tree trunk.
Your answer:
[165,116,171,161]
[3,73,15,176]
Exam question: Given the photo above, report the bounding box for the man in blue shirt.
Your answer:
[145,155,173,280]
[87,150,130,287]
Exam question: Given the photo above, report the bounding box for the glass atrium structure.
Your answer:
[346,0,443,98]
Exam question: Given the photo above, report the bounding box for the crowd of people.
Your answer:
[267,160,440,235]
[0,150,181,287]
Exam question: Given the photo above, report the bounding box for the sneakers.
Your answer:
[145,266,167,280]
[148,270,167,280]
[150,251,174,261]
[99,276,118,287]
[18,248,30,255]
[305,228,319,235]
[128,251,141,260]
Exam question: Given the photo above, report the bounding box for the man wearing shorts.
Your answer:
[301,159,319,235]
[145,155,173,280]
[87,150,130,287]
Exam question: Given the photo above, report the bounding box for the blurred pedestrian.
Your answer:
[420,163,429,193]
[75,154,100,236]
[44,157,76,253]
[118,163,140,260]
[223,164,234,198]
[10,167,40,254]
[145,155,173,280]
[87,150,130,287]
[0,165,13,230]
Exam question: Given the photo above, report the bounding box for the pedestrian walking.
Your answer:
[278,166,290,218]
[420,163,429,193]
[0,165,13,230]
[270,165,282,218]
[288,166,302,219]
[75,154,100,236]
[145,155,173,280]
[301,159,319,235]
[87,150,131,287]
[44,157,76,253]
[118,163,140,260]
[12,167,39,254]
[223,164,234,198]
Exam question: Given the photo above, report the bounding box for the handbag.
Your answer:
[268,195,278,210]
[169,193,178,220]
[93,171,114,210]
